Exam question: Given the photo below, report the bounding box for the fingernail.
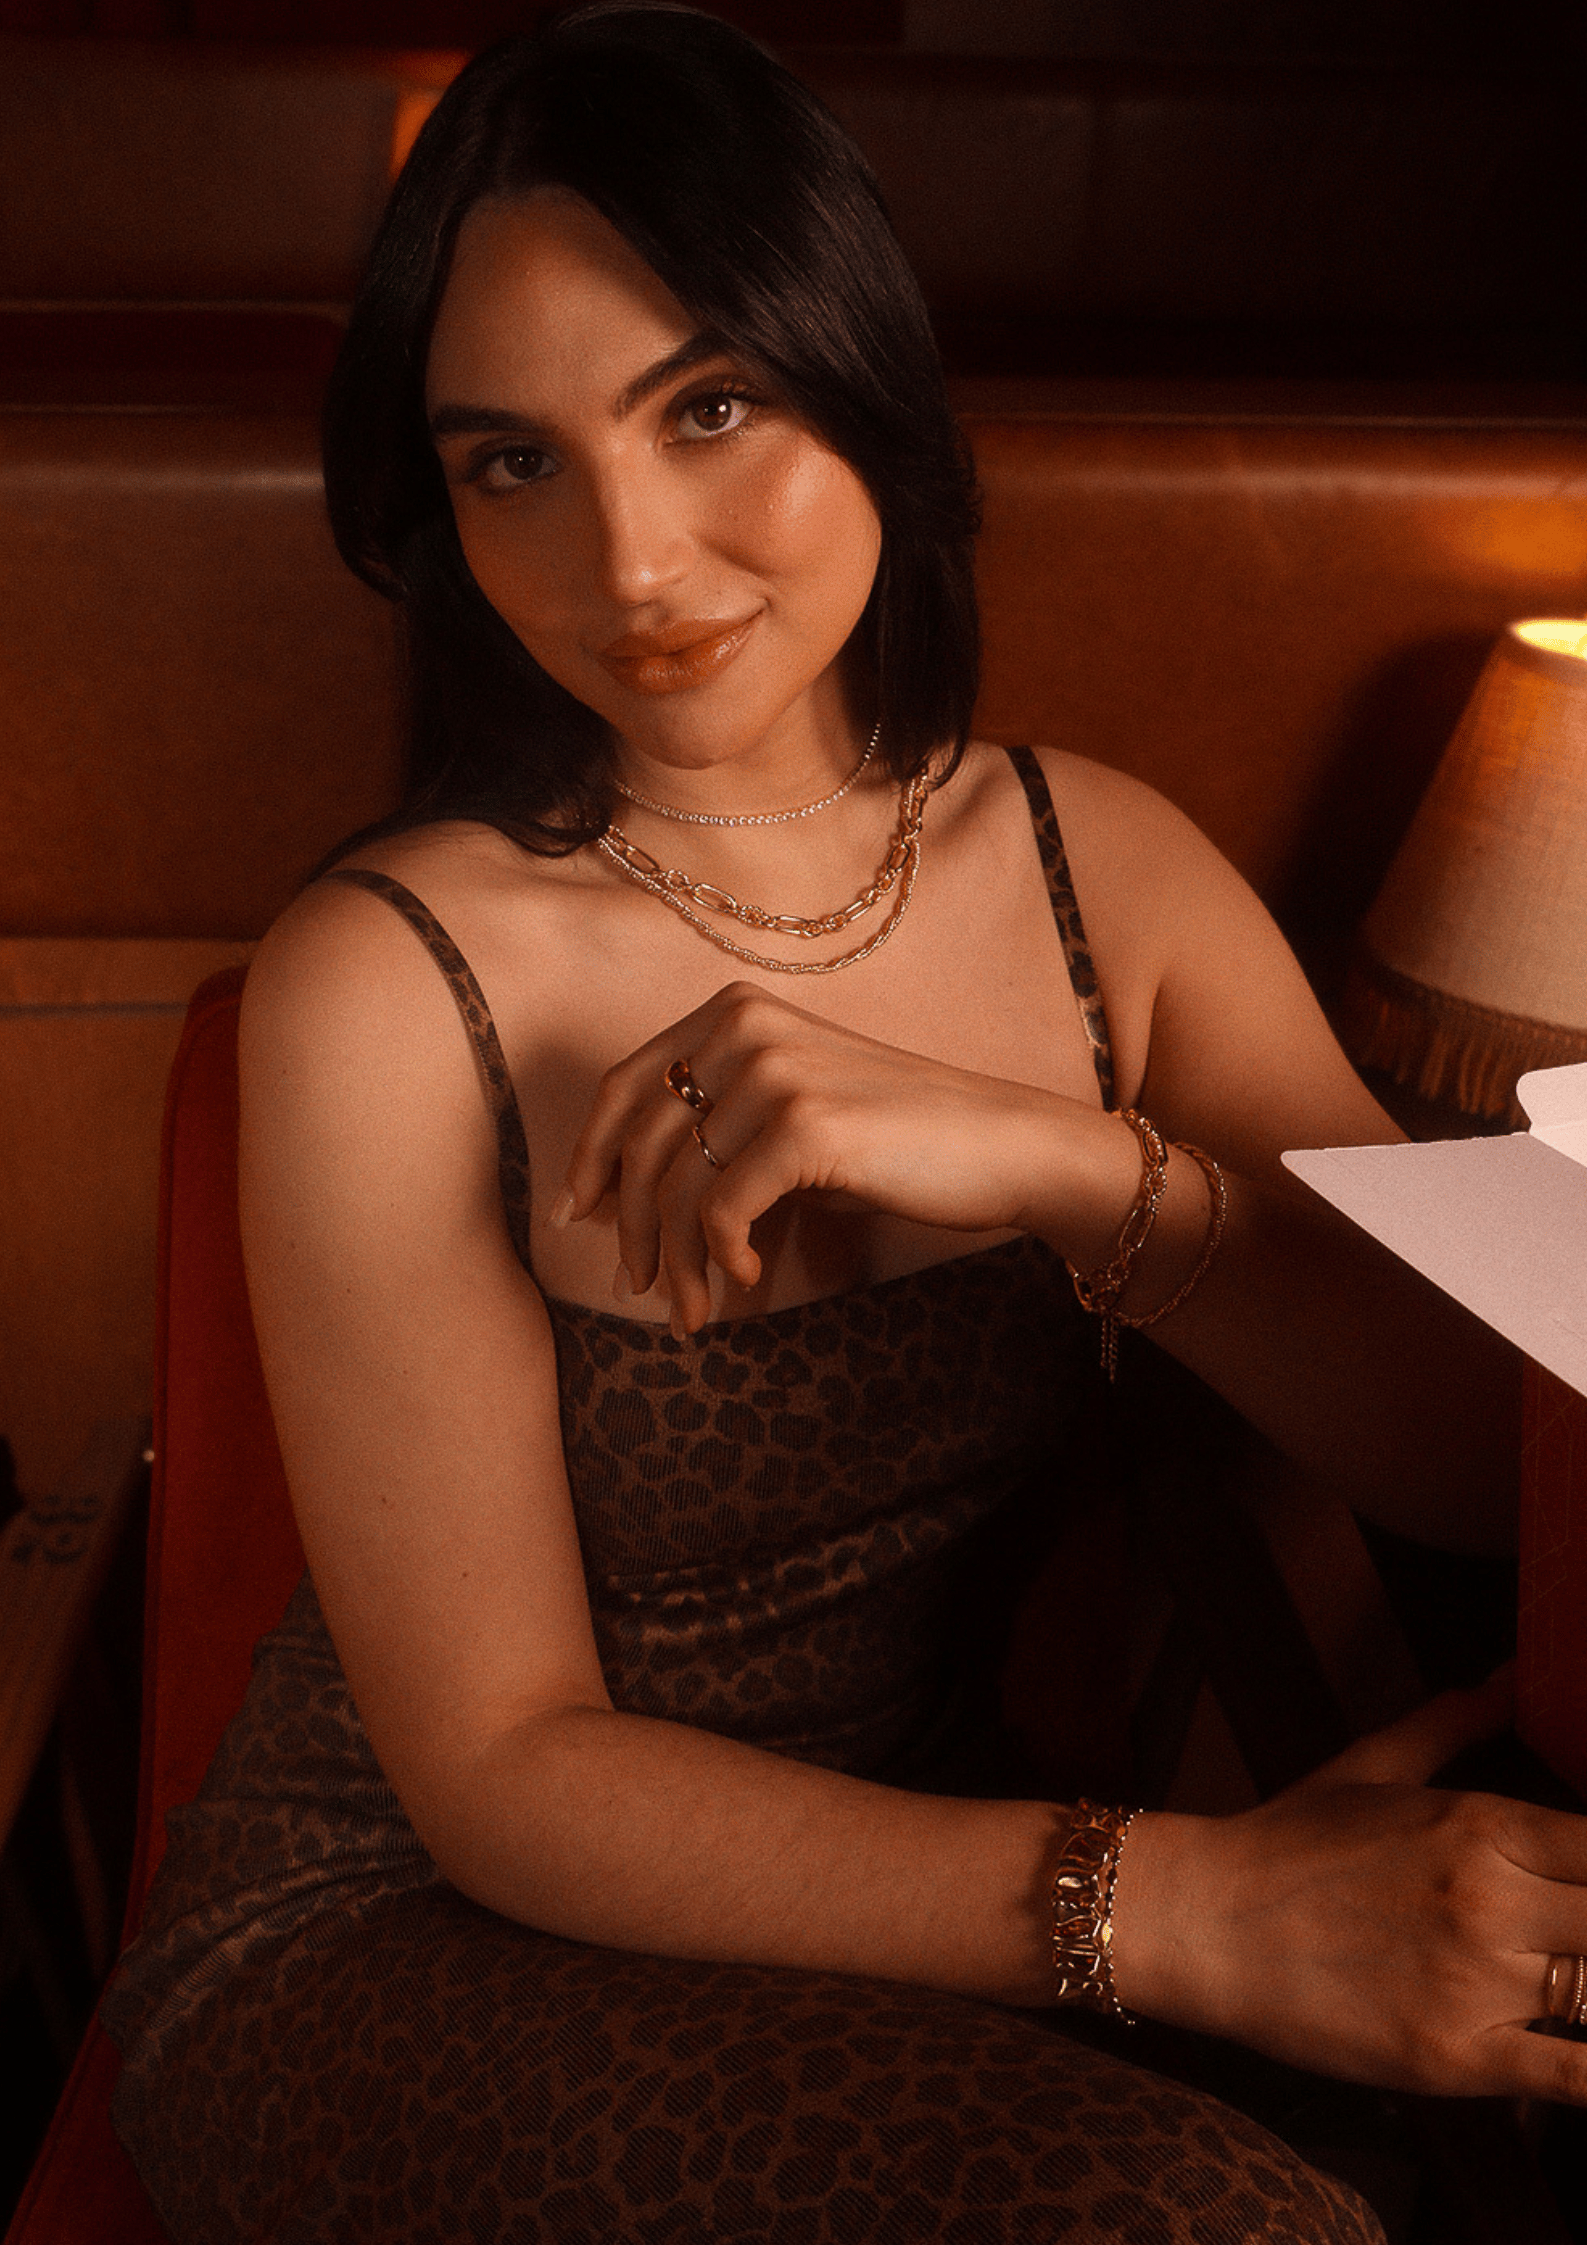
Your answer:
[549,1187,576,1228]
[613,1262,635,1300]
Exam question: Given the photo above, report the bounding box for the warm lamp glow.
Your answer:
[1341,617,1587,1119]
[1515,618,1587,661]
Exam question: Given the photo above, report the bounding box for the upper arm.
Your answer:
[237,880,609,1865]
[1037,749,1400,1177]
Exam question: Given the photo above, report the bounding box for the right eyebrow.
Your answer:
[428,403,546,440]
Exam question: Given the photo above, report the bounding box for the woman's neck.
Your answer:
[612,721,879,828]
[607,678,874,824]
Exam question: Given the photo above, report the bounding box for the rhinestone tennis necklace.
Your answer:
[611,720,880,828]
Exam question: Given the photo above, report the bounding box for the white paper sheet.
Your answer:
[1517,1059,1587,1168]
[1284,1124,1587,1402]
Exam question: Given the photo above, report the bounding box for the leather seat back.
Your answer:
[0,35,458,303]
[6,400,1584,971]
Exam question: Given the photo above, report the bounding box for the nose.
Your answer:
[586,457,693,608]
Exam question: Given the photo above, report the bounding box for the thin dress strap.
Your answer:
[1003,745,1117,1112]
[323,869,533,1263]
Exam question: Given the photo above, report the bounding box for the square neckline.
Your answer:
[538,1229,1062,1341]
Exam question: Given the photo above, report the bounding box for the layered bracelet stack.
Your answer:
[1047,1114,1229,2013]
[1065,1108,1228,1379]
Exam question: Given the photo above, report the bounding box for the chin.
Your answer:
[615,710,781,772]
[599,678,807,762]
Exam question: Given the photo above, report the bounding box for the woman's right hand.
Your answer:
[554,976,1142,1332]
[1113,1670,1587,2101]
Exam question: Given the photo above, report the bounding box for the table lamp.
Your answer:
[1341,618,1587,1124]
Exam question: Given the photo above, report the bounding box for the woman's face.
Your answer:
[425,190,884,781]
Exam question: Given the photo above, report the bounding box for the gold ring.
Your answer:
[692,1123,722,1170]
[664,1058,713,1118]
[1545,1954,1587,2025]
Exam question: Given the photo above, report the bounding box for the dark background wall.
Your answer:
[4,0,1581,390]
[0,0,893,36]
[0,0,1581,62]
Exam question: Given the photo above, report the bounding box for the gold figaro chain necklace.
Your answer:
[596,758,930,976]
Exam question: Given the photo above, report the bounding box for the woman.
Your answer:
[104,8,1585,2241]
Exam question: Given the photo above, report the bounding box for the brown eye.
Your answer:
[678,392,751,441]
[470,443,553,494]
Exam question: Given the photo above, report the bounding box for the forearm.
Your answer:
[422,1703,1064,2005]
[1121,1165,1519,1547]
[1018,1099,1519,1546]
[408,1685,1587,2106]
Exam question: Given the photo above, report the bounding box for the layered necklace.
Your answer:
[597,724,929,976]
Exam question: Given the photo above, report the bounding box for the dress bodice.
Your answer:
[546,1234,1088,1777]
[105,746,1115,2063]
[317,744,1117,1774]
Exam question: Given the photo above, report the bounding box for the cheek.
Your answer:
[742,444,881,604]
[451,504,567,639]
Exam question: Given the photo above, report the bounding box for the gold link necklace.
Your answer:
[596,769,930,976]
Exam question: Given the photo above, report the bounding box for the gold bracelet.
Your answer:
[1117,1142,1228,1333]
[1065,1108,1169,1379]
[1049,1799,1139,2021]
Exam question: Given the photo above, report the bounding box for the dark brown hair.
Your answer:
[321,2,981,855]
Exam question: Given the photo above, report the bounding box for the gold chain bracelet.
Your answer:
[1066,1117,1229,1377]
[1116,1142,1228,1335]
[1065,1108,1169,1378]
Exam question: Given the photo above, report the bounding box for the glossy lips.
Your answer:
[597,613,759,695]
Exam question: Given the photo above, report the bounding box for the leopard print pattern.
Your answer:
[546,1238,1086,1774]
[101,1571,439,2064]
[325,867,533,1264]
[1004,748,1116,1114]
[107,1236,1089,2067]
[105,790,1385,2241]
[113,1878,1383,2245]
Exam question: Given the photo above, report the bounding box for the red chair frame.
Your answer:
[7,969,303,2245]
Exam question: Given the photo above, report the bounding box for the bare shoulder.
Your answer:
[1023,745,1224,887]
[1009,743,1293,977]
[239,827,546,1229]
[244,818,591,1071]
[236,828,608,1837]
[953,739,1210,891]
[1009,746,1395,1166]
[961,745,1226,1071]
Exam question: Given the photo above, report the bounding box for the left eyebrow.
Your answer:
[611,330,731,419]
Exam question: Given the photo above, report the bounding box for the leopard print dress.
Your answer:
[103,751,1384,2245]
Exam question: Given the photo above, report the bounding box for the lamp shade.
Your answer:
[1342,620,1587,1121]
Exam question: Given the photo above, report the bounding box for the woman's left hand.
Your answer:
[553,980,1115,1331]
[1114,1670,1587,2100]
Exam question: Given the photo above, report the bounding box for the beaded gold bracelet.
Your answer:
[1049,1799,1140,2021]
